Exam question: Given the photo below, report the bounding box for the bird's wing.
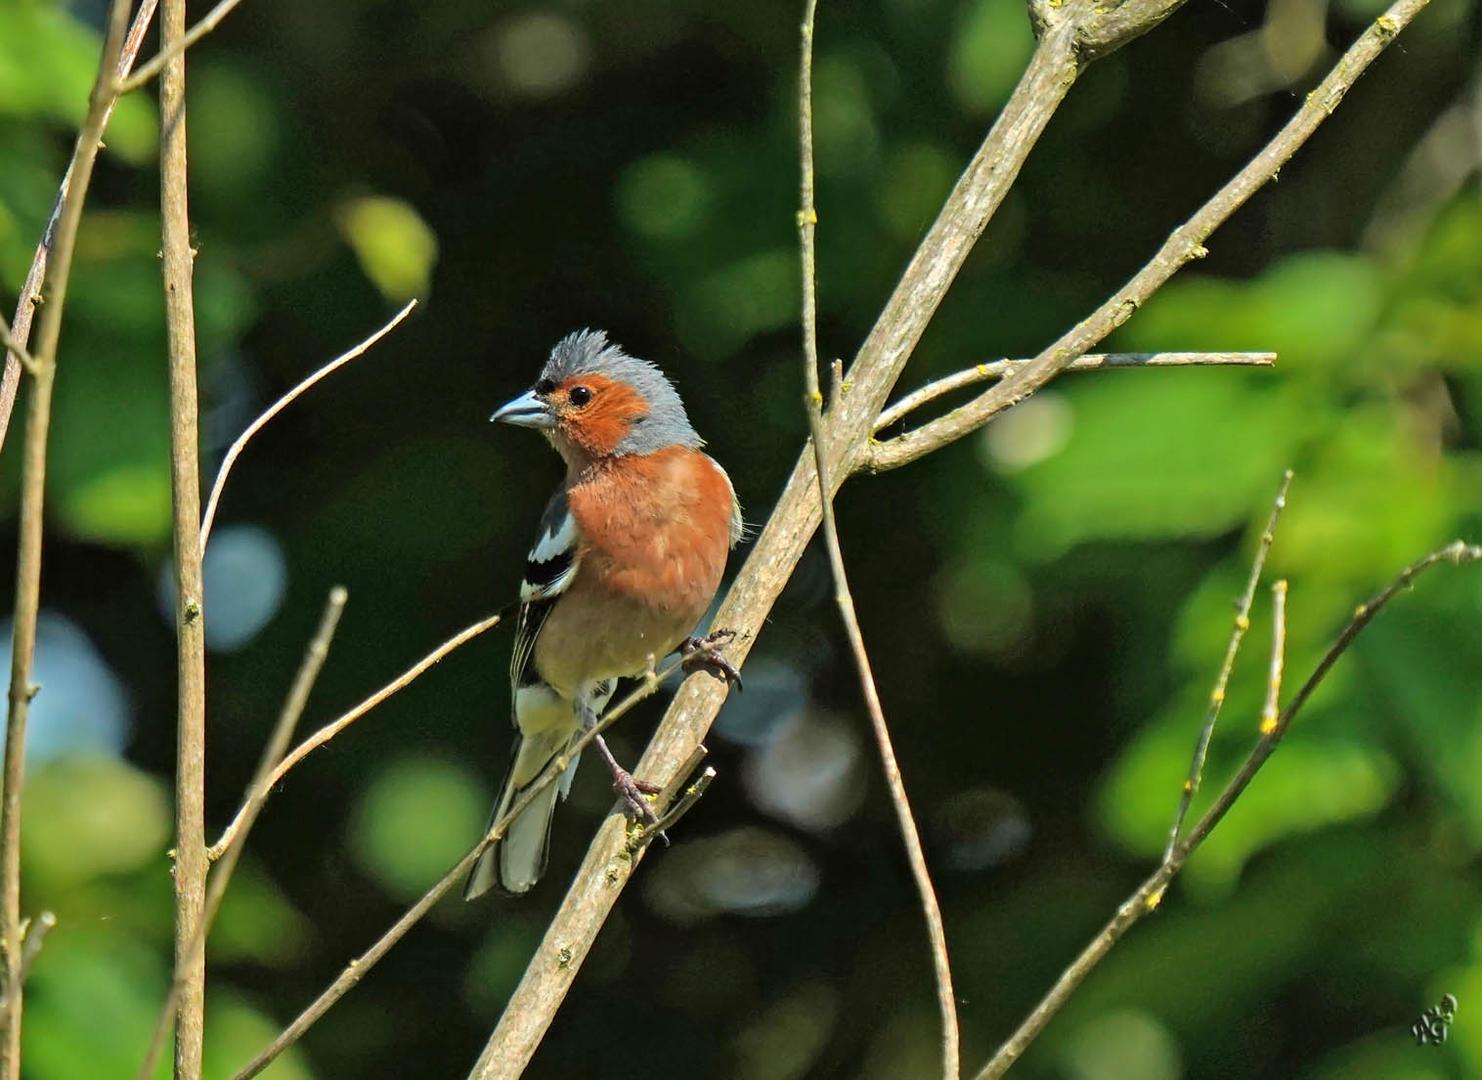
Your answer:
[711,453,745,548]
[509,489,580,715]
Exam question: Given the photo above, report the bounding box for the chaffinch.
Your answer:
[465,329,743,898]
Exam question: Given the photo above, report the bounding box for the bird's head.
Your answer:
[491,330,702,467]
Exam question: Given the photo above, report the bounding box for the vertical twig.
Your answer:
[0,3,133,1074]
[1162,470,1290,862]
[158,0,208,1072]
[798,2,957,1075]
[138,590,348,1080]
[0,0,158,457]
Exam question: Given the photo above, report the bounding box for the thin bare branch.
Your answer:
[866,0,1430,473]
[0,0,158,457]
[631,764,717,849]
[974,538,1481,1080]
[117,0,248,94]
[0,4,134,1072]
[139,589,348,1080]
[1162,470,1290,863]
[208,611,502,861]
[233,644,724,1080]
[159,0,210,1070]
[876,351,1276,432]
[798,4,958,1075]
[200,300,416,551]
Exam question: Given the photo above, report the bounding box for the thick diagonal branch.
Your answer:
[465,1,1186,1072]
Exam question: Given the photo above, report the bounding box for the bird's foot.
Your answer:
[610,766,668,845]
[680,630,743,692]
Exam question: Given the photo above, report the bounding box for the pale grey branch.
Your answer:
[876,351,1275,432]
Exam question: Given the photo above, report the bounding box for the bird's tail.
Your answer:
[464,728,579,899]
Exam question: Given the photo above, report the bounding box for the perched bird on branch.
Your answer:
[465,330,743,898]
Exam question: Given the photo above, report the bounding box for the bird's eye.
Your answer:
[568,385,593,407]
[534,378,556,396]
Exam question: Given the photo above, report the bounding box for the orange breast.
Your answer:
[533,448,735,692]
[566,447,733,618]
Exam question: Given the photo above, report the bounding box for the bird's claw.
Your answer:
[611,766,666,839]
[680,630,743,692]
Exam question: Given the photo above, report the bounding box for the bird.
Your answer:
[465,329,743,899]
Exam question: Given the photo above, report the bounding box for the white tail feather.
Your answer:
[464,730,579,899]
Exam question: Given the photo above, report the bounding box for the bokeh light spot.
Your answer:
[745,710,866,831]
[3,612,129,763]
[350,755,488,900]
[487,12,590,99]
[644,827,819,924]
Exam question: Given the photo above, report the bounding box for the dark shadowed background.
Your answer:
[3,0,1482,1076]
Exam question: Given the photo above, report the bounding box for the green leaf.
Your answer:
[0,6,157,164]
[618,153,712,241]
[23,928,170,1080]
[1121,251,1387,377]
[58,462,173,546]
[678,249,799,355]
[23,757,171,890]
[949,0,1036,114]
[335,195,438,302]
[24,928,315,1080]
[1009,373,1308,557]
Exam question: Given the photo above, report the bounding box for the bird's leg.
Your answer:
[578,698,663,832]
[680,629,743,692]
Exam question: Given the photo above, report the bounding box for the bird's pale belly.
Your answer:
[532,582,702,697]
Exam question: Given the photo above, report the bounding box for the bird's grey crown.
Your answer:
[541,329,703,455]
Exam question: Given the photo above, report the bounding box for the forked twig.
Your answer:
[0,0,159,457]
[1163,470,1291,863]
[975,536,1482,1079]
[117,0,249,94]
[867,0,1431,473]
[466,1,1425,1074]
[139,589,348,1080]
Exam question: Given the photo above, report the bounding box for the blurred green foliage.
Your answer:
[2,0,1481,1077]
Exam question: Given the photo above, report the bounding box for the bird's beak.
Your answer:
[490,388,556,429]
